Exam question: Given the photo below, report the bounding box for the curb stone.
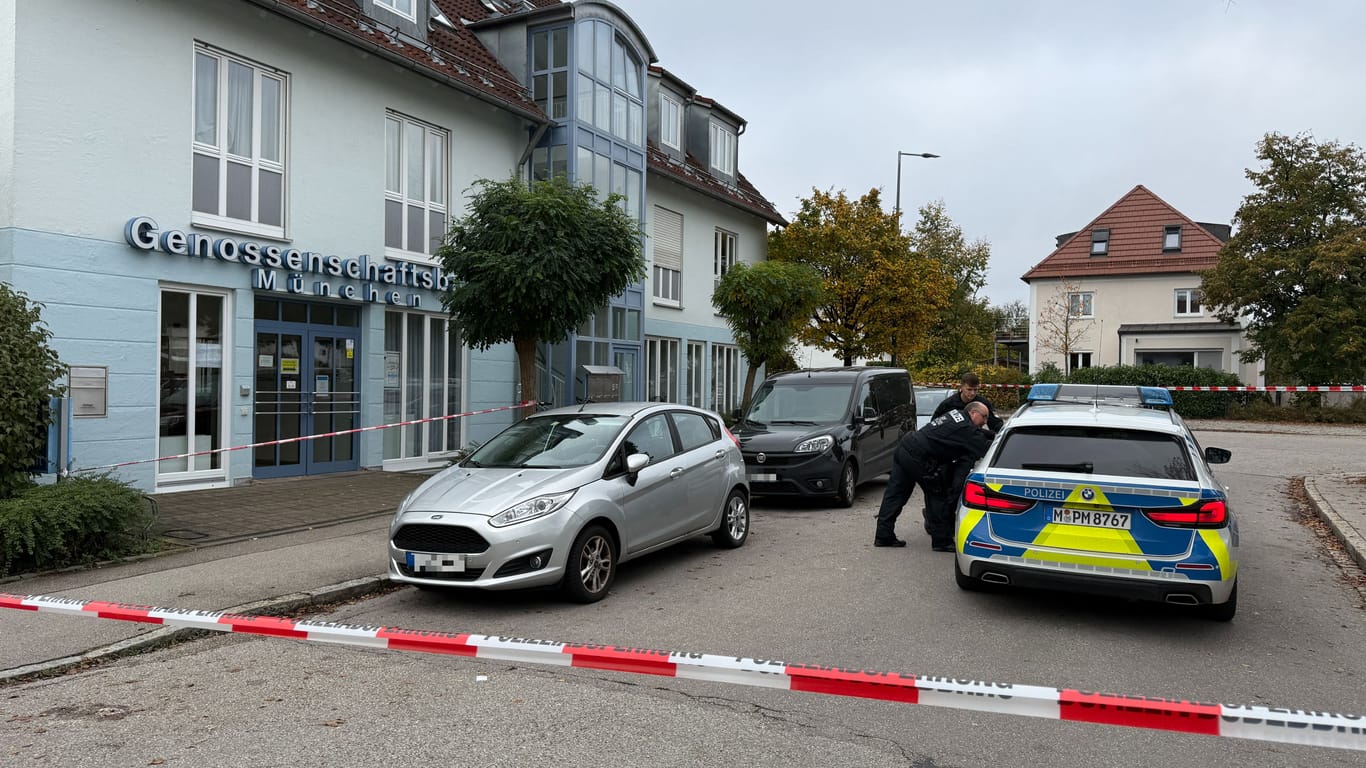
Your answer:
[0,575,393,685]
[1303,475,1366,573]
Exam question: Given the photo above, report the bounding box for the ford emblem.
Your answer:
[757,453,767,464]
[1080,488,1095,501]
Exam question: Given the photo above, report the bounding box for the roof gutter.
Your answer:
[242,0,550,126]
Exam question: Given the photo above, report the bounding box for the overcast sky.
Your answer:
[609,0,1364,306]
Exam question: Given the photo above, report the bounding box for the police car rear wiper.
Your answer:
[1020,461,1094,473]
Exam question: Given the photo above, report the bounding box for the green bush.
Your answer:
[0,474,155,577]
[1065,365,1251,418]
[912,363,1031,410]
[0,283,67,499]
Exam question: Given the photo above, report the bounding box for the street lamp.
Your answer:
[894,150,940,224]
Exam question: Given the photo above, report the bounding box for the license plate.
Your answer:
[748,473,778,483]
[1050,508,1130,529]
[406,552,466,573]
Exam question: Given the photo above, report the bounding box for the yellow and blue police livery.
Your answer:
[953,384,1239,620]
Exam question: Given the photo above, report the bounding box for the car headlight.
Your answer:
[794,435,835,454]
[489,490,576,528]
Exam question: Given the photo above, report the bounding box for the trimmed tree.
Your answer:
[1200,132,1366,384]
[1035,277,1094,376]
[436,176,644,412]
[0,284,67,498]
[712,260,825,413]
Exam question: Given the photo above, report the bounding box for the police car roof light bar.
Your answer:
[1025,383,1173,408]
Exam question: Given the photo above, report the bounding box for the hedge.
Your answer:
[1065,365,1252,418]
[0,474,156,577]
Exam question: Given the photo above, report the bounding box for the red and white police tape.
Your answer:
[2,593,1362,752]
[67,401,537,475]
[916,383,1366,392]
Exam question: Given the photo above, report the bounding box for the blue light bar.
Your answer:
[1027,383,1061,401]
[1138,387,1174,406]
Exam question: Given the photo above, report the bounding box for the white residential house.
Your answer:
[1022,185,1260,383]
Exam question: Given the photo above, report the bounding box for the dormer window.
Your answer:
[660,94,682,150]
[1164,224,1182,251]
[709,122,736,176]
[375,0,416,21]
[1090,228,1109,256]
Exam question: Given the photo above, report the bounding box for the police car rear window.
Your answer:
[991,426,1196,481]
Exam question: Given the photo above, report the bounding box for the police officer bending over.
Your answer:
[874,401,991,550]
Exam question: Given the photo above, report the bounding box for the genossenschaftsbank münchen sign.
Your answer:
[125,216,450,307]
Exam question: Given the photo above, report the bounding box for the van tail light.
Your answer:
[724,427,741,448]
[962,481,1034,513]
[1144,499,1228,528]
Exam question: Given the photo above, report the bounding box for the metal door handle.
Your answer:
[713,450,726,460]
[670,467,684,478]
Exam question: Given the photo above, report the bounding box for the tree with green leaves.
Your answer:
[437,176,644,410]
[905,200,996,367]
[0,284,67,498]
[1201,132,1366,384]
[769,188,953,366]
[712,260,825,412]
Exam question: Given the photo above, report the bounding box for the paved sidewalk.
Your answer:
[2,437,1365,683]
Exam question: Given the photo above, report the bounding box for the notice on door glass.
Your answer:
[281,358,299,375]
[345,339,355,359]
[315,374,330,397]
[258,354,274,369]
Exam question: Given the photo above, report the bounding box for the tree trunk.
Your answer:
[739,361,760,416]
[513,334,538,420]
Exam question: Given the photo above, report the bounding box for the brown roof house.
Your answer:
[1021,185,1260,383]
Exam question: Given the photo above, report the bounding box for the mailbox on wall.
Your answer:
[579,365,625,403]
[69,366,108,418]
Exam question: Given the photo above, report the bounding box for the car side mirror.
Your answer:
[1204,446,1232,464]
[858,406,878,423]
[626,453,649,474]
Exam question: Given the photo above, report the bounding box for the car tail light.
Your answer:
[962,480,1034,513]
[724,427,741,448]
[1144,499,1228,528]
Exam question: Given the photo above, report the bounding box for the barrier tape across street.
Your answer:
[67,401,536,475]
[2,593,1362,752]
[916,383,1366,392]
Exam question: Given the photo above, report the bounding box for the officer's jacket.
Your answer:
[932,391,1005,433]
[904,409,991,465]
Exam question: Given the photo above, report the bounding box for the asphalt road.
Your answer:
[4,428,1364,767]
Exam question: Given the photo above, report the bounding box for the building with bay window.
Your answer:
[1,0,783,493]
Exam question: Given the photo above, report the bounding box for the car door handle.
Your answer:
[713,450,726,461]
[670,467,684,478]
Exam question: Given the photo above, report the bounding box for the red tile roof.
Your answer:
[647,142,787,226]
[1021,185,1228,281]
[256,0,544,121]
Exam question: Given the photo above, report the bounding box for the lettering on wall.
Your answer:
[124,216,449,307]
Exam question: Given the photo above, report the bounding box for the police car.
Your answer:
[953,384,1239,620]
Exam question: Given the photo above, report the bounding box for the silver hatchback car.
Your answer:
[388,402,750,603]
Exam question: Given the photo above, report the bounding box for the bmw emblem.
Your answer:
[757,453,767,464]
[1080,488,1095,501]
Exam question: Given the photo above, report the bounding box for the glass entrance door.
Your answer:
[254,327,359,478]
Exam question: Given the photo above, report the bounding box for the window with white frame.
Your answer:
[385,112,448,257]
[711,344,742,414]
[1068,291,1094,318]
[375,0,416,21]
[1175,288,1202,317]
[1069,351,1093,371]
[158,288,228,477]
[709,122,736,176]
[652,206,683,305]
[645,337,680,402]
[660,93,682,149]
[685,341,705,408]
[713,228,737,291]
[383,311,465,462]
[193,45,287,238]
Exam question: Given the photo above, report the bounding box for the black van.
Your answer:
[732,367,915,507]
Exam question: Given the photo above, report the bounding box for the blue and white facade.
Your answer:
[0,0,783,493]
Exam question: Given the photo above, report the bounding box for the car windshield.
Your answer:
[745,382,852,425]
[991,426,1196,481]
[915,389,950,412]
[464,414,629,469]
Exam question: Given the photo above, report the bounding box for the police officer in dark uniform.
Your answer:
[874,401,991,550]
[931,372,1005,432]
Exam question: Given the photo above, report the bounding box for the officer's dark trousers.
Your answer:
[875,444,932,542]
[922,461,973,547]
